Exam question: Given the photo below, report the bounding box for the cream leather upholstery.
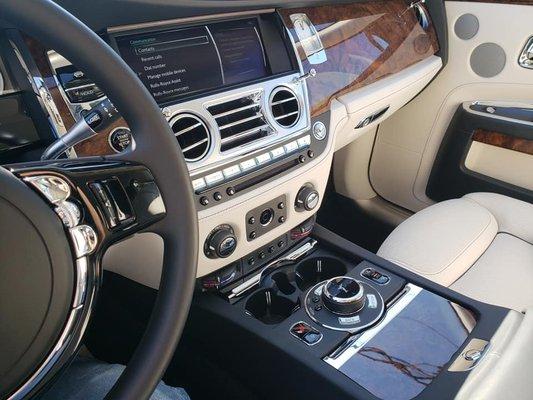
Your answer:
[378,193,533,312]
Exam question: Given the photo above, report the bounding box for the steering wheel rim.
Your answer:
[2,1,199,399]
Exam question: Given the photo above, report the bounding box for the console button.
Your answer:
[192,178,206,192]
[200,196,209,206]
[256,153,271,165]
[213,192,222,201]
[270,147,285,159]
[223,165,241,179]
[284,141,299,154]
[240,159,257,171]
[226,187,236,196]
[205,171,224,186]
[290,322,323,346]
[361,268,390,285]
[297,135,311,148]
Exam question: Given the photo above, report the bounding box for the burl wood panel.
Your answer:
[279,1,440,116]
[24,35,122,157]
[472,129,533,156]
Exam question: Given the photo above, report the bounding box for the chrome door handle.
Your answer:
[519,37,533,69]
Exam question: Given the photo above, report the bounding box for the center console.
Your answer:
[191,223,509,400]
[45,10,334,280]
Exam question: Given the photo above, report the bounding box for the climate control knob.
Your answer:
[321,277,366,315]
[295,184,320,211]
[204,224,237,259]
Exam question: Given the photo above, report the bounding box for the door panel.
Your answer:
[369,1,533,212]
[427,104,533,203]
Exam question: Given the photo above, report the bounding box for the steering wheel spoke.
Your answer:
[9,159,166,251]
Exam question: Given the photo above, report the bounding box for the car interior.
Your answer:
[1,0,533,399]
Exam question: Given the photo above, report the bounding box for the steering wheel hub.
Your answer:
[0,169,75,398]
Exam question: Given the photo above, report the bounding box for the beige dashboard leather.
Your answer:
[378,193,533,311]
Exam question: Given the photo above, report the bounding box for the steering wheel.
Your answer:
[0,1,198,399]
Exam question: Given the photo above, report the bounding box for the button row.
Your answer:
[191,135,311,193]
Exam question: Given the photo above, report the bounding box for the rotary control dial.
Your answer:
[295,184,319,211]
[204,224,237,259]
[322,276,366,315]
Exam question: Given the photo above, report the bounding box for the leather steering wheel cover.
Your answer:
[1,1,199,399]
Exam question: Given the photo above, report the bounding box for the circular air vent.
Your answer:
[170,113,210,162]
[269,87,301,128]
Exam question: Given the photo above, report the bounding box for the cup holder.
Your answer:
[295,257,348,291]
[245,289,300,325]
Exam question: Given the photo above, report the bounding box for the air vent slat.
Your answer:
[220,124,270,145]
[271,96,297,107]
[219,114,263,131]
[207,91,272,152]
[170,113,210,162]
[182,137,209,153]
[274,111,300,121]
[212,103,258,119]
[174,122,203,137]
[270,87,301,128]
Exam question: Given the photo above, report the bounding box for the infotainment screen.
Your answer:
[115,18,270,104]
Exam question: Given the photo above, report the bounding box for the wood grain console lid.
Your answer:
[279,0,440,116]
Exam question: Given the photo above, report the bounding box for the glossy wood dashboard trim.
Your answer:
[279,0,440,116]
[472,129,533,156]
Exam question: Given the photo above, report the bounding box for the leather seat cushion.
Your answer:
[378,193,533,311]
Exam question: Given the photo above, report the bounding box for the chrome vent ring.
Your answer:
[170,113,211,162]
[269,87,301,128]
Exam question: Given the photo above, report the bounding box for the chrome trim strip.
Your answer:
[107,9,277,34]
[324,284,423,370]
[465,101,533,128]
[228,239,317,299]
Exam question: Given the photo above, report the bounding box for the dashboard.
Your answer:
[0,0,442,286]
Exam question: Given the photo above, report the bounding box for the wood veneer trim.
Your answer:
[472,129,533,156]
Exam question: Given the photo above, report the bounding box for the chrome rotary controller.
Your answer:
[305,276,385,333]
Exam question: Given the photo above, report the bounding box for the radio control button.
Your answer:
[192,178,207,192]
[223,165,241,179]
[240,159,257,171]
[226,187,236,196]
[204,171,224,186]
[213,192,222,201]
[200,196,209,206]
[256,153,271,165]
[297,135,311,148]
[284,141,299,153]
[270,147,285,159]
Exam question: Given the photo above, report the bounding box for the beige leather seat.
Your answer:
[378,193,533,312]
